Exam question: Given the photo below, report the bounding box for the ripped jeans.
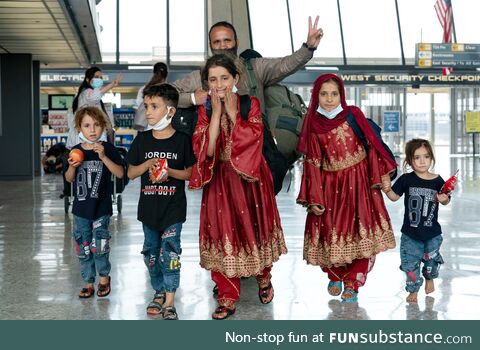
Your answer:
[400,233,444,293]
[142,223,182,294]
[73,215,111,284]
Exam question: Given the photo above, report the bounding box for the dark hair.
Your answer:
[143,83,179,108]
[72,66,102,112]
[201,53,239,85]
[403,138,435,172]
[322,78,342,96]
[74,106,108,132]
[145,62,168,89]
[208,21,238,42]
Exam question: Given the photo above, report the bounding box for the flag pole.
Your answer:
[450,0,457,43]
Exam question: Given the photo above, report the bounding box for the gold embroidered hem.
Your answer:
[229,156,259,182]
[218,298,236,309]
[305,157,321,168]
[322,147,366,172]
[199,226,288,278]
[303,215,396,268]
[256,272,272,287]
[190,128,217,189]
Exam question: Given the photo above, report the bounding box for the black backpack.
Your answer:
[171,106,198,136]
[346,109,398,180]
[240,49,307,167]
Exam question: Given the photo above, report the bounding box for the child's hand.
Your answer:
[67,156,82,168]
[92,142,105,160]
[144,158,158,172]
[437,193,450,205]
[381,175,392,193]
[224,88,238,123]
[210,88,222,118]
[308,205,325,216]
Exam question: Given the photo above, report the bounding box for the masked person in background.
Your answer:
[67,67,122,149]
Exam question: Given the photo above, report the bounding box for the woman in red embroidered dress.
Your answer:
[296,74,396,302]
[189,54,287,319]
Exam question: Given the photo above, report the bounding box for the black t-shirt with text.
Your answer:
[127,130,196,231]
[72,142,124,220]
[392,172,445,241]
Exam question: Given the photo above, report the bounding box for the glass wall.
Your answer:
[453,87,480,154]
[248,0,480,66]
[96,0,116,63]
[340,0,401,64]
[96,0,204,65]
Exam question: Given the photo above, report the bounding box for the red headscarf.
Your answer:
[297,74,397,169]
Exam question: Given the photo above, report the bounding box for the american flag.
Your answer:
[434,0,453,75]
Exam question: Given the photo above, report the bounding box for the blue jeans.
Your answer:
[400,233,444,293]
[142,223,182,293]
[72,215,111,283]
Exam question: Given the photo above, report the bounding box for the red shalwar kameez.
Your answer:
[297,74,396,293]
[189,95,287,307]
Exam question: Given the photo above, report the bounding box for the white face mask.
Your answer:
[79,130,108,144]
[146,106,173,131]
[208,84,238,95]
[316,104,343,119]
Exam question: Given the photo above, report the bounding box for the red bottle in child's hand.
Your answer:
[149,159,168,183]
[69,149,84,163]
[439,169,459,195]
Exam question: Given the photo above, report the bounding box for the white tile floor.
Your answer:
[0,154,479,320]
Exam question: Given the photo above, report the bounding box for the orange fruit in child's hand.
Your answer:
[69,149,84,163]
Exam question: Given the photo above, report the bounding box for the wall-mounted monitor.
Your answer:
[48,94,74,110]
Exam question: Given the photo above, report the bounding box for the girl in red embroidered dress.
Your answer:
[296,74,396,302]
[189,54,287,319]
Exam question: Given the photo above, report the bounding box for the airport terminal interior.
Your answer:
[0,0,479,320]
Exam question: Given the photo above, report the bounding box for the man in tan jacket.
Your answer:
[172,16,323,111]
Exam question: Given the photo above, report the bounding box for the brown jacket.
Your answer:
[172,45,313,113]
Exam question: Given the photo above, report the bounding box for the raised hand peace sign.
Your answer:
[306,16,324,50]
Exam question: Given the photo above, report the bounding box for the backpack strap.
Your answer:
[346,108,369,152]
[242,57,260,99]
[239,95,251,121]
[206,104,212,119]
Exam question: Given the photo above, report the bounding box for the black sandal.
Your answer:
[258,282,274,304]
[162,306,178,320]
[212,305,236,320]
[146,292,165,315]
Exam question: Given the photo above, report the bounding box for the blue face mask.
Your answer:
[91,78,104,89]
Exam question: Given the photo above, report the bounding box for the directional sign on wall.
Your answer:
[416,43,480,68]
[383,111,400,133]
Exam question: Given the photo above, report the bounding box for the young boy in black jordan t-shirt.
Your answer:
[127,84,195,320]
[65,106,124,299]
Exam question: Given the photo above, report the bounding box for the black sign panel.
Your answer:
[416,43,480,68]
